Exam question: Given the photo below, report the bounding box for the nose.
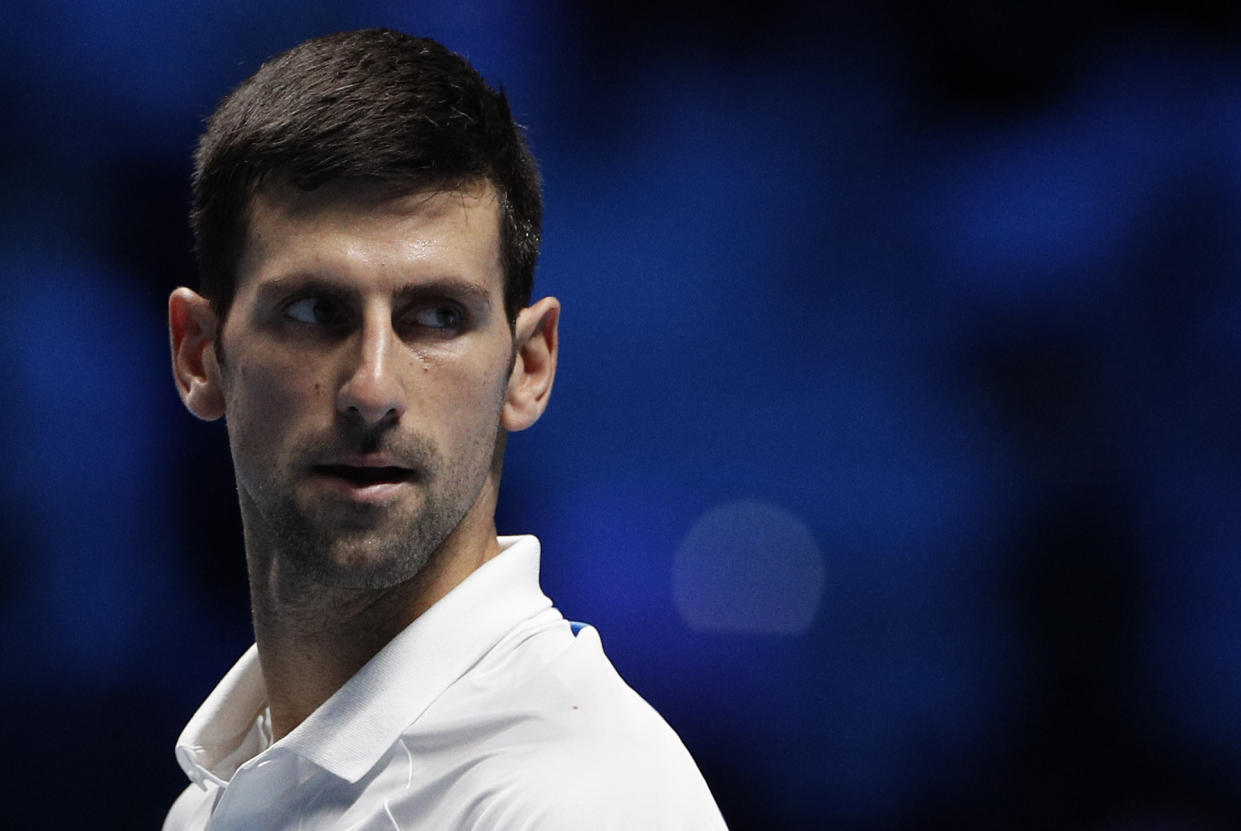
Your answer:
[336,313,406,426]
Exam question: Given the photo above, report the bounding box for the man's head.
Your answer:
[170,30,558,595]
[192,27,542,327]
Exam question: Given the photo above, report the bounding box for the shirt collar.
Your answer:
[175,535,552,786]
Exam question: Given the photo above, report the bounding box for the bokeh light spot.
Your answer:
[672,500,824,634]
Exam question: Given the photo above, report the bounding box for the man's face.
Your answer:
[215,181,516,589]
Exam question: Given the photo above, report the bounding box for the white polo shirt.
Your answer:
[165,535,727,830]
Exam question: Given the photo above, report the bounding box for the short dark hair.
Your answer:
[191,28,542,323]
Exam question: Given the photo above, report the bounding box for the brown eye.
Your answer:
[410,306,463,330]
[285,297,343,325]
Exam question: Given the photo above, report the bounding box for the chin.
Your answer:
[310,536,436,590]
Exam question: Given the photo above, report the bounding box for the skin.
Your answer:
[169,179,560,740]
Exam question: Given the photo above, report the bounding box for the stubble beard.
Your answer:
[244,423,497,593]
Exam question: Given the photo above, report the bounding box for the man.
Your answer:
[165,28,726,830]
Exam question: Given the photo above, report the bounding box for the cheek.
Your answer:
[417,350,510,441]
[226,360,324,450]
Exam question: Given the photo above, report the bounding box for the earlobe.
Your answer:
[169,287,226,421]
[502,297,560,432]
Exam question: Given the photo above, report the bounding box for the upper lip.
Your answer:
[318,455,407,469]
[312,457,415,484]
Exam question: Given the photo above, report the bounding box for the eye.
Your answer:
[285,297,345,325]
[409,305,464,330]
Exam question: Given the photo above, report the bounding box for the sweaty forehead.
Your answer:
[236,178,503,293]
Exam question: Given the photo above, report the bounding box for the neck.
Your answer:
[243,498,501,742]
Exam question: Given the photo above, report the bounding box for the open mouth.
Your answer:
[314,464,414,487]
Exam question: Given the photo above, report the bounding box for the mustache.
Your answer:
[290,422,440,471]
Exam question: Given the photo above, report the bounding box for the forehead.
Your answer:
[236,179,504,296]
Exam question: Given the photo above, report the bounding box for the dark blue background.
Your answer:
[4,2,1241,828]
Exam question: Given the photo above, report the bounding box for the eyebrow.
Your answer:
[394,279,493,308]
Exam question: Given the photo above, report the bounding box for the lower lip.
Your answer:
[313,474,411,504]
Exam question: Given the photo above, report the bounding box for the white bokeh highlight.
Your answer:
[672,500,825,634]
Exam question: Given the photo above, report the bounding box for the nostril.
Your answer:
[340,403,401,428]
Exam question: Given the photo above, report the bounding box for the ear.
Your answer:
[503,296,560,432]
[169,287,226,421]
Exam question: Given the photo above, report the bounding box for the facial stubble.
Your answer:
[238,405,504,594]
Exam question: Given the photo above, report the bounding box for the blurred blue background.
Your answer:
[5,1,1241,828]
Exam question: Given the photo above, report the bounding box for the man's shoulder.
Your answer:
[422,621,683,750]
[396,622,727,829]
[458,749,728,830]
